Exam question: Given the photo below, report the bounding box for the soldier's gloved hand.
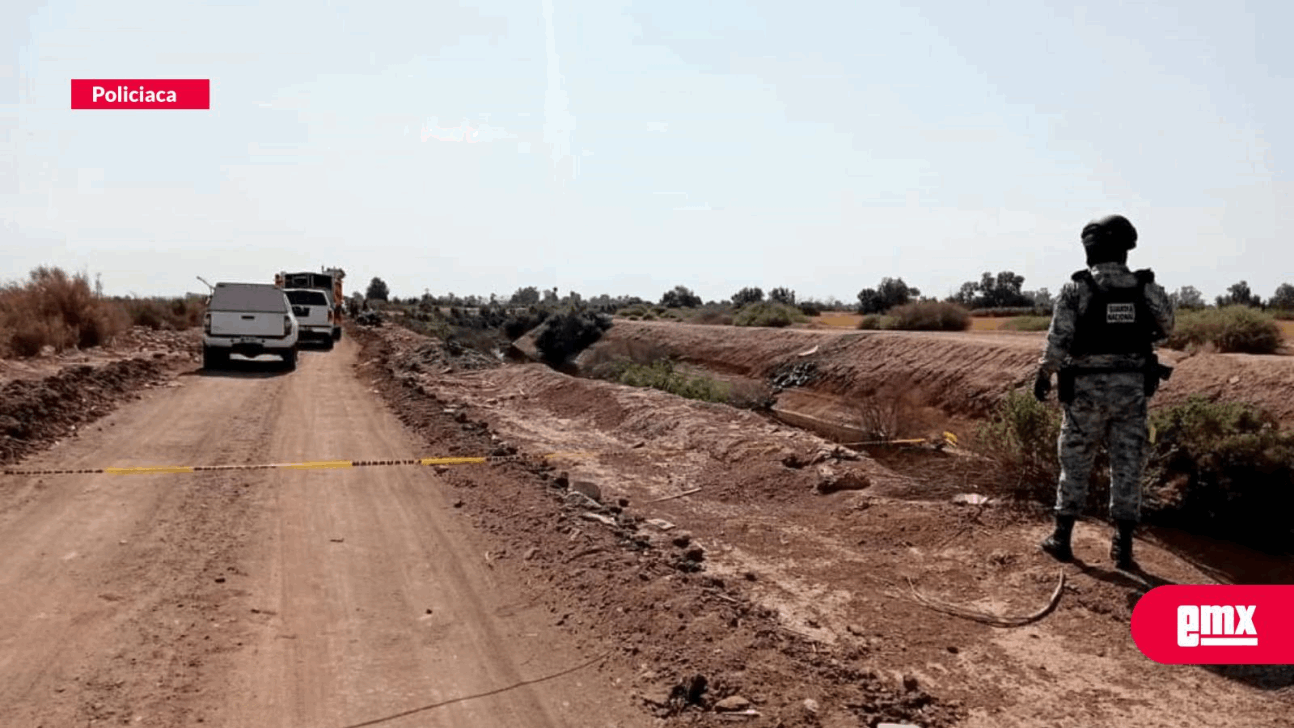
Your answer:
[1033,372,1051,402]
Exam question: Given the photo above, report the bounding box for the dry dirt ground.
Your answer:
[399,319,1294,728]
[3,320,1292,728]
[0,338,652,727]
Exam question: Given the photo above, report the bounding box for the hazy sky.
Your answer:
[4,0,1292,304]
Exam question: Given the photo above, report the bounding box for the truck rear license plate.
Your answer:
[236,337,261,344]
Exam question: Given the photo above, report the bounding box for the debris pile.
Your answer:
[769,361,818,392]
[0,358,172,464]
[109,326,202,355]
[354,310,384,327]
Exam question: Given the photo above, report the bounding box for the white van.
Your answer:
[203,283,300,370]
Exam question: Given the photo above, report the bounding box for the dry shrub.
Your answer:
[854,382,931,442]
[856,314,892,330]
[116,297,205,330]
[692,304,735,326]
[886,301,971,331]
[0,267,127,357]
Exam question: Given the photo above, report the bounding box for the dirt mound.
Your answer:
[595,321,1294,430]
[109,326,202,355]
[382,324,500,373]
[0,358,176,465]
[1153,350,1294,423]
[0,326,200,386]
[352,324,964,727]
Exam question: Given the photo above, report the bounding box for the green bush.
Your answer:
[591,358,732,404]
[973,390,1063,503]
[732,302,807,328]
[1002,315,1052,332]
[503,308,549,339]
[974,390,1294,551]
[1167,306,1283,354]
[1144,396,1294,550]
[534,311,614,365]
[1271,309,1294,321]
[886,301,971,331]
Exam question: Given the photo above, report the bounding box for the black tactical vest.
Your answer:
[1068,268,1159,357]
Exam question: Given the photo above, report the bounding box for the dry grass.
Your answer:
[815,312,863,328]
[0,267,129,357]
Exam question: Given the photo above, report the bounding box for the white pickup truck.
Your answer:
[202,282,300,370]
[284,288,336,349]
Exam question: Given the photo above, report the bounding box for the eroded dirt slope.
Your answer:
[380,323,1293,728]
[359,327,965,728]
[591,320,1294,429]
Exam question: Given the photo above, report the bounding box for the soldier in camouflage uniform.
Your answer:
[1032,215,1174,570]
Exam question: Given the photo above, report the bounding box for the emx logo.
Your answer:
[1177,605,1257,647]
[1132,585,1293,664]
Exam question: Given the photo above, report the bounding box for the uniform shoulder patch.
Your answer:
[1134,268,1155,284]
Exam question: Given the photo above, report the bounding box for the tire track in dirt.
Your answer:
[1,344,647,728]
[0,360,287,726]
[220,340,606,728]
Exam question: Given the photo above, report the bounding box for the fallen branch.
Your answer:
[646,487,702,504]
[905,573,1066,627]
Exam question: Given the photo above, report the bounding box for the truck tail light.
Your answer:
[283,314,292,335]
[203,312,211,334]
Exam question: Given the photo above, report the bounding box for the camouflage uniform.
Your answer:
[1038,262,1174,523]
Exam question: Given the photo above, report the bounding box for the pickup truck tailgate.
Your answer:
[210,311,286,337]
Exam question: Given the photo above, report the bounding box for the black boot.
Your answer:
[1041,515,1076,562]
[1111,520,1137,571]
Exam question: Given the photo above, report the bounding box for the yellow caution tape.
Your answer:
[1,451,583,477]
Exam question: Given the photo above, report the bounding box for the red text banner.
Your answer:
[71,79,210,109]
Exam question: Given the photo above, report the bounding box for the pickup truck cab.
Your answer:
[284,288,336,349]
[203,283,299,370]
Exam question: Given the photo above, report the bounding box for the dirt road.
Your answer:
[0,341,642,727]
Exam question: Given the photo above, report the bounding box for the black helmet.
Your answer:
[1081,215,1137,250]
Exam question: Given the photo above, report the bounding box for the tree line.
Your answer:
[361,275,1294,315]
